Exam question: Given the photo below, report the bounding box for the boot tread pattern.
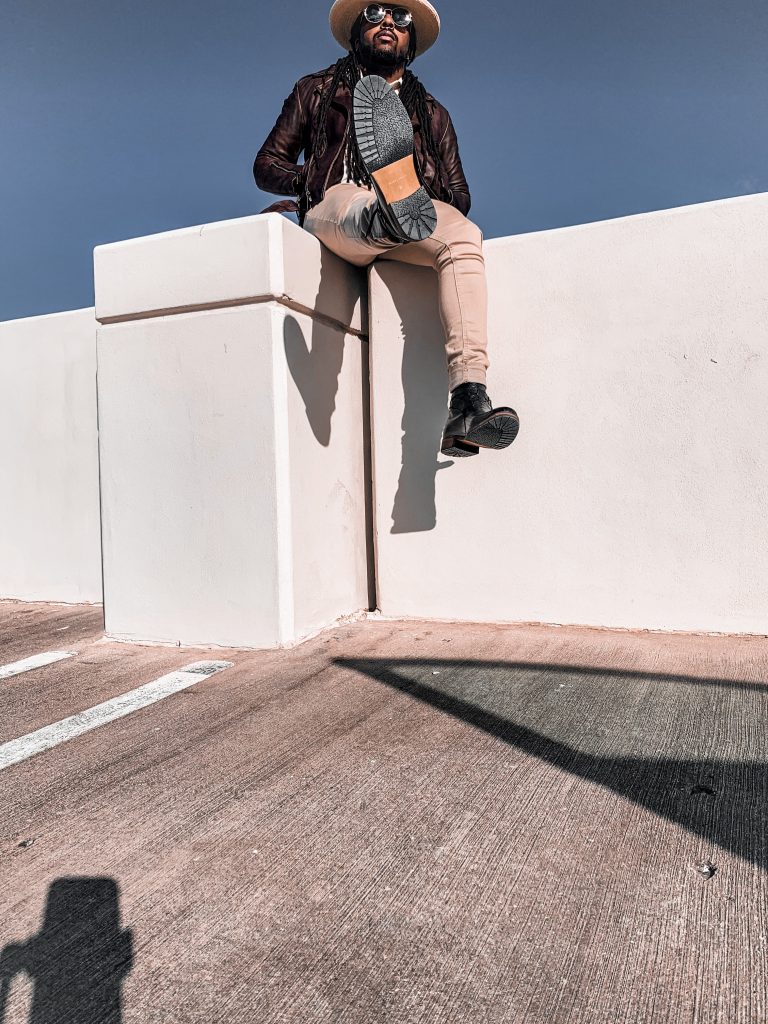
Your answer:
[353,76,437,242]
[466,411,520,450]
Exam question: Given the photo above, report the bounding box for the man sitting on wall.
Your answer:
[254,0,519,457]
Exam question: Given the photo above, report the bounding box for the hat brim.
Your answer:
[329,0,440,58]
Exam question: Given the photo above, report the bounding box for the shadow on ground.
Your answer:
[0,877,133,1024]
[337,656,768,870]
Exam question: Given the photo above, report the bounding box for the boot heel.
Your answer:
[441,438,480,457]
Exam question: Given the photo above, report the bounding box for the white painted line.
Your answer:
[0,651,75,680]
[0,660,233,771]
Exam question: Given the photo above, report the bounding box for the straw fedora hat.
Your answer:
[329,0,440,57]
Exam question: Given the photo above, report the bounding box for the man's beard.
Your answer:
[357,34,408,70]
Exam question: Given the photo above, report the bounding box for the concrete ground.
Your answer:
[1,601,767,1024]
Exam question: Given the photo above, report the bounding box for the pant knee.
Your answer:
[465,220,483,250]
[434,218,484,262]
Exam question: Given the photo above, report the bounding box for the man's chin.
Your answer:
[360,40,407,67]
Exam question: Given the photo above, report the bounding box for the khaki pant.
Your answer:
[303,184,489,390]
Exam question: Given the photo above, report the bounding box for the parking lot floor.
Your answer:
[1,599,767,1023]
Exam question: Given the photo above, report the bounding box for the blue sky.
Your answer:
[2,0,767,321]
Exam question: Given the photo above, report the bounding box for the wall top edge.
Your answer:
[0,306,95,328]
[93,212,286,254]
[93,212,365,334]
[483,190,768,249]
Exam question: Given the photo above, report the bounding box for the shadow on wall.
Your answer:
[282,245,376,608]
[336,655,768,872]
[284,248,456,536]
[0,877,133,1024]
[387,265,455,535]
[283,313,346,449]
[282,246,363,448]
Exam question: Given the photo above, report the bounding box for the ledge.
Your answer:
[94,213,368,336]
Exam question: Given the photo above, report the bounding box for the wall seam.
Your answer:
[364,268,380,613]
[96,294,369,339]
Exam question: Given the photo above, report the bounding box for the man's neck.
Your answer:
[359,61,406,85]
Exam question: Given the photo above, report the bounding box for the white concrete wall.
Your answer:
[95,214,370,648]
[369,193,768,634]
[94,213,366,333]
[0,308,102,603]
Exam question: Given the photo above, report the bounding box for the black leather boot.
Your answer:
[441,382,520,457]
[361,202,405,245]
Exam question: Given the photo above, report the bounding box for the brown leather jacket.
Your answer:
[253,64,471,225]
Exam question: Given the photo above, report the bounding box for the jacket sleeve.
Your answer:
[253,81,307,197]
[438,113,471,216]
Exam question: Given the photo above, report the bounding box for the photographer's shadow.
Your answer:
[0,877,133,1024]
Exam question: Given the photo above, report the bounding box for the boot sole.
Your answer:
[353,76,437,243]
[441,438,480,457]
[465,410,520,450]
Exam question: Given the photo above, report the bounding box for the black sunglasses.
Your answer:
[362,4,413,30]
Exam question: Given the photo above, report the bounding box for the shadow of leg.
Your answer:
[387,266,454,534]
[283,315,346,448]
[282,244,367,449]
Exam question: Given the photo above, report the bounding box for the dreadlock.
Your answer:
[312,17,447,195]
